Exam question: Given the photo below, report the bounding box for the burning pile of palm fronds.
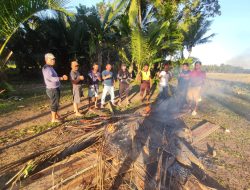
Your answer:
[4,102,216,190]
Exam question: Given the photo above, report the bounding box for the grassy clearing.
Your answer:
[0,79,160,116]
[181,73,250,189]
[0,81,156,145]
[0,83,73,115]
[207,73,250,83]
[0,122,61,143]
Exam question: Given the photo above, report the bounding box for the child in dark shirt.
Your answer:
[177,63,190,109]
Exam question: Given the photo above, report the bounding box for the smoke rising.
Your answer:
[226,48,250,69]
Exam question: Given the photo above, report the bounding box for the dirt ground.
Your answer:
[0,82,158,187]
[0,73,250,189]
[183,73,250,190]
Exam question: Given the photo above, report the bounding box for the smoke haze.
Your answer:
[226,49,250,69]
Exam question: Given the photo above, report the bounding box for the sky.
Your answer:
[191,0,250,68]
[67,0,250,68]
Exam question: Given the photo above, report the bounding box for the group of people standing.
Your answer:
[42,53,205,123]
[42,53,133,123]
[177,61,206,116]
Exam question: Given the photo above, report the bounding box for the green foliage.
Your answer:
[0,0,72,55]
[128,0,139,27]
[182,15,215,55]
[0,0,221,76]
[131,29,151,71]
[118,48,130,65]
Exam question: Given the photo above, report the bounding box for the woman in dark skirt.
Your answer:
[117,64,132,106]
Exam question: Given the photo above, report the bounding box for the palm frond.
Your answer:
[197,33,216,44]
[0,0,72,55]
[182,15,215,54]
[104,0,129,30]
[128,0,139,27]
[131,28,151,71]
[118,48,130,65]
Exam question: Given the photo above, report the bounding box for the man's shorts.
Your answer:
[140,81,150,96]
[46,88,60,112]
[187,86,201,103]
[73,85,82,104]
[88,85,99,98]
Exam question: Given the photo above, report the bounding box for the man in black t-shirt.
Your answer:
[70,60,84,116]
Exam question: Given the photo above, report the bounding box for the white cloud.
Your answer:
[191,42,232,65]
[191,43,250,69]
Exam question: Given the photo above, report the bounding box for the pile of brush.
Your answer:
[5,101,215,190]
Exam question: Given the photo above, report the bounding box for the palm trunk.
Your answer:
[0,36,11,56]
[181,49,184,59]
[107,51,110,64]
[97,49,103,72]
[188,49,192,58]
[0,51,13,69]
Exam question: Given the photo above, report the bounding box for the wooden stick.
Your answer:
[65,121,104,130]
[108,102,115,116]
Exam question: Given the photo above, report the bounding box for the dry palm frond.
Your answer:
[6,126,106,188]
[7,106,215,190]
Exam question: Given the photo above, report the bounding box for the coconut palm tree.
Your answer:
[182,16,216,58]
[8,12,79,72]
[0,0,71,56]
[82,0,128,69]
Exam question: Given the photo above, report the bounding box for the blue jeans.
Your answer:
[176,84,189,109]
[159,85,168,99]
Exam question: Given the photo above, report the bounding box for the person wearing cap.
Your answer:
[187,61,206,116]
[139,64,152,102]
[117,63,132,106]
[101,63,117,108]
[70,60,84,116]
[87,63,101,109]
[42,53,68,123]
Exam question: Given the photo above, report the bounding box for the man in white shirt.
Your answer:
[158,63,172,99]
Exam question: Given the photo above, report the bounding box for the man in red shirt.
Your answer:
[187,61,206,116]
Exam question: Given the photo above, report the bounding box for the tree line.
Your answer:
[0,0,221,96]
[0,0,221,75]
[202,64,250,74]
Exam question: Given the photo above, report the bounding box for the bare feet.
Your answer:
[118,101,122,106]
[141,97,144,103]
[51,119,62,123]
[126,100,131,106]
[192,110,197,116]
[75,112,83,117]
[55,114,61,119]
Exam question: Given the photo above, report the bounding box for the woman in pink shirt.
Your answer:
[187,61,206,116]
